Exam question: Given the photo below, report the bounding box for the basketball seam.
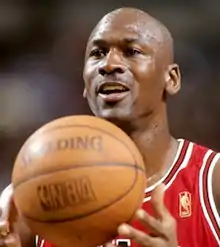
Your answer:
[13,162,145,188]
[14,124,143,186]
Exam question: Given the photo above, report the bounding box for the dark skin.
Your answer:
[83,6,220,246]
[83,7,181,186]
[0,7,220,247]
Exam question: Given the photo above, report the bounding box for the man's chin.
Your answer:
[94,108,136,133]
[97,108,131,121]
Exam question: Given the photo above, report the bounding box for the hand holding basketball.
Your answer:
[12,115,146,247]
[107,184,178,247]
[0,185,21,247]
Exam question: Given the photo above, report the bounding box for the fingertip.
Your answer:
[118,224,130,235]
[105,243,115,247]
[155,183,165,193]
[135,209,145,220]
[0,220,9,236]
[152,183,165,201]
[160,183,166,191]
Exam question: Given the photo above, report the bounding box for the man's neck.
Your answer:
[127,113,179,187]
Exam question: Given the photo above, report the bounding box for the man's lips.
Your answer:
[96,81,130,103]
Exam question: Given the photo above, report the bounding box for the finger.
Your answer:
[0,220,9,237]
[0,234,21,247]
[7,201,18,232]
[118,224,158,247]
[135,209,164,236]
[0,239,7,247]
[0,185,14,235]
[150,184,169,220]
[0,185,14,221]
[105,244,116,247]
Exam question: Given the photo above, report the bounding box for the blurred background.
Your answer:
[0,0,220,190]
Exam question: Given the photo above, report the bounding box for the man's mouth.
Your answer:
[98,82,129,94]
[97,82,130,103]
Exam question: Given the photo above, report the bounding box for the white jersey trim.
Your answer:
[199,150,220,245]
[143,140,193,202]
[144,139,185,195]
[166,142,193,189]
[207,153,220,228]
[35,236,45,247]
[35,236,38,247]
[40,240,45,247]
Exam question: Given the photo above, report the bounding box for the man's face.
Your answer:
[83,10,169,122]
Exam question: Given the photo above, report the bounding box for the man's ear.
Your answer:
[83,88,87,98]
[165,63,181,95]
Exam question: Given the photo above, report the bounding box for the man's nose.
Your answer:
[98,50,126,76]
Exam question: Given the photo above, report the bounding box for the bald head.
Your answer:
[87,7,174,64]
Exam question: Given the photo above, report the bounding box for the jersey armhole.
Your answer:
[199,150,220,244]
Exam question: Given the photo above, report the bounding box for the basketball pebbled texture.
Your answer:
[12,115,146,247]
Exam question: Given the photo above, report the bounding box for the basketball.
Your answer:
[12,115,146,247]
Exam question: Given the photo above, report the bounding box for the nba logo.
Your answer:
[179,191,192,218]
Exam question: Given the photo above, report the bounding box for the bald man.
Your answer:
[0,7,220,247]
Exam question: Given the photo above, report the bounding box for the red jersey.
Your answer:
[36,139,220,247]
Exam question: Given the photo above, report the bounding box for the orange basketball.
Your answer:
[12,115,146,247]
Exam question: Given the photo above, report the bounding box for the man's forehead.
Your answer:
[85,8,173,63]
[88,17,162,47]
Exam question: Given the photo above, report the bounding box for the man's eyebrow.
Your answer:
[90,38,107,47]
[90,37,141,47]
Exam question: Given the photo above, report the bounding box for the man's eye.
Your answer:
[89,49,106,58]
[126,47,142,56]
